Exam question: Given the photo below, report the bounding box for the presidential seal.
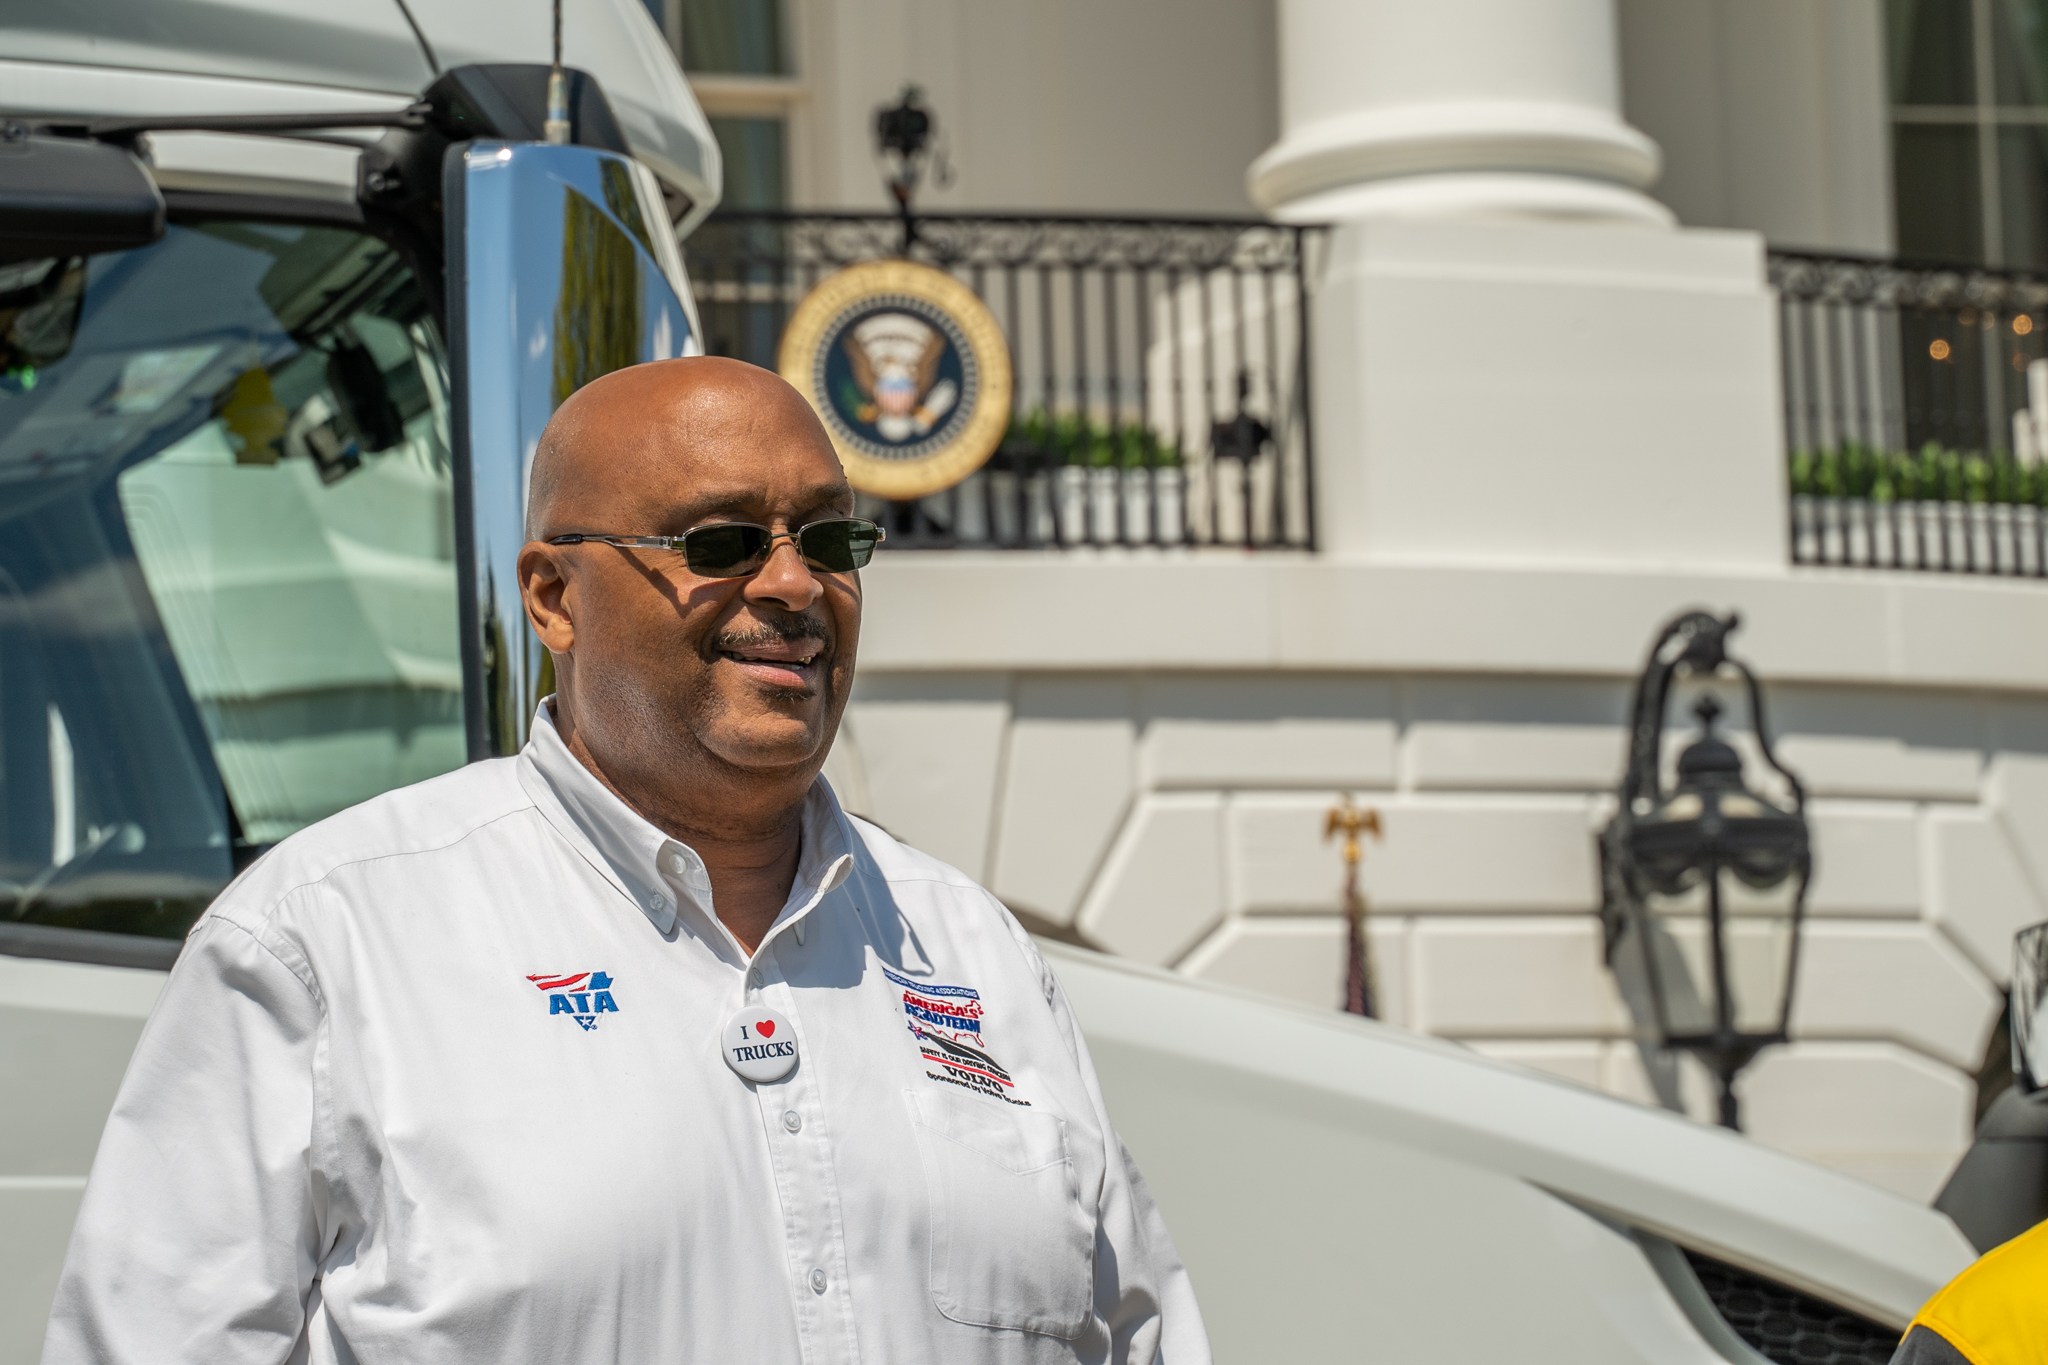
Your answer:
[777,259,1012,501]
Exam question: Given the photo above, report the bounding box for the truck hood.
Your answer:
[1041,940,1974,1337]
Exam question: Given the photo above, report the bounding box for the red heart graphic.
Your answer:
[756,1020,776,1038]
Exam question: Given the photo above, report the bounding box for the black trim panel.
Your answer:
[0,920,180,971]
[160,189,365,226]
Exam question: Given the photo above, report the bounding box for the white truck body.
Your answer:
[1,942,1974,1362]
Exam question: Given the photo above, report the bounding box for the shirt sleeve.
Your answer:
[41,910,328,1365]
[998,905,1213,1365]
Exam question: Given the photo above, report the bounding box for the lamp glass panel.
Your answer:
[1993,0,2048,107]
[1641,883,1715,1038]
[1641,868,1799,1039]
[1721,870,1799,1035]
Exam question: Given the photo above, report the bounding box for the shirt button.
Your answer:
[782,1110,802,1133]
[647,894,666,911]
[809,1268,828,1294]
[748,969,763,988]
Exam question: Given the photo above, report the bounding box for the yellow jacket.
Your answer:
[1893,1219,2048,1365]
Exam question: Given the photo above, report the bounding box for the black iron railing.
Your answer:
[684,212,1322,550]
[1774,250,2048,575]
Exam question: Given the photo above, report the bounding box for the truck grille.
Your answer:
[1683,1249,1902,1365]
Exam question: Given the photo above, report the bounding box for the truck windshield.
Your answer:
[0,219,462,940]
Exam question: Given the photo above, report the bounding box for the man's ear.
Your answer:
[518,542,576,653]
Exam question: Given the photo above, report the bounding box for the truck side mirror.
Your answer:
[445,139,697,761]
[2017,921,2048,1093]
[0,126,166,264]
[1933,920,2048,1252]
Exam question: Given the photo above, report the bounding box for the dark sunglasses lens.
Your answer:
[798,519,882,571]
[683,523,772,577]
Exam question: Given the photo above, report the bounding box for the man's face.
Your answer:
[525,375,862,783]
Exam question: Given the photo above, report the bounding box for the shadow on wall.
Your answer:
[825,665,2044,1198]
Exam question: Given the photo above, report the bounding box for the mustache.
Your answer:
[714,616,829,652]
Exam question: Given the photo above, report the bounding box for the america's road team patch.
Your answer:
[883,964,1030,1106]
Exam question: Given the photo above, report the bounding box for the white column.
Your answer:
[1264,0,1791,573]
[1249,0,1671,227]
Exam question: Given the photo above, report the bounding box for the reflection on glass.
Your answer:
[1890,0,1977,104]
[1895,124,1986,262]
[710,117,788,211]
[695,118,788,372]
[555,188,647,405]
[0,222,461,938]
[0,256,88,377]
[2002,124,2048,267]
[1993,0,2048,106]
[680,0,786,74]
[600,159,660,261]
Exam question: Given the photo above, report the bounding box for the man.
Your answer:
[44,358,1207,1364]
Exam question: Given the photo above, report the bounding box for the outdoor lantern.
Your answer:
[874,85,937,251]
[1598,611,1812,1131]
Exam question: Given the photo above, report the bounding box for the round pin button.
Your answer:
[722,1005,798,1083]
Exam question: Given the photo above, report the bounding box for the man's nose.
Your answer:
[744,537,824,611]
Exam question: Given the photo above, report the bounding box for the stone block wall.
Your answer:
[828,667,2048,1201]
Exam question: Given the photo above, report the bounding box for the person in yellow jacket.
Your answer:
[1891,1217,2048,1364]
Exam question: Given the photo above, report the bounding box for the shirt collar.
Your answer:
[516,701,857,959]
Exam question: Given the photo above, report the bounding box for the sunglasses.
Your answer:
[546,517,885,578]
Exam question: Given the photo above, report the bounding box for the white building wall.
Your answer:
[828,556,2048,1200]
[831,659,2026,1201]
[777,0,1277,214]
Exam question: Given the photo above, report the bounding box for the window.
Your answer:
[0,219,461,939]
[643,0,798,215]
[1891,0,2048,265]
[677,0,787,76]
[710,116,789,210]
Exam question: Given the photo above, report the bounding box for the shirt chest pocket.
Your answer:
[905,1088,1096,1339]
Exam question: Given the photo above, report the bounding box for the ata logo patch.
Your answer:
[527,971,619,1031]
[883,965,1029,1106]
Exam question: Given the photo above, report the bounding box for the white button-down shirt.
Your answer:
[44,706,1207,1365]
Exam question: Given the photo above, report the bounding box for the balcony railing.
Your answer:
[684,212,1322,551]
[1774,250,2048,576]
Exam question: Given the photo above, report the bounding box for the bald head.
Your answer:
[526,357,842,541]
[514,353,864,860]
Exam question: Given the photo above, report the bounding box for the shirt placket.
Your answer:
[746,933,862,1365]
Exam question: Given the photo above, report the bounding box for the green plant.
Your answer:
[1787,442,2048,508]
[1001,408,1184,468]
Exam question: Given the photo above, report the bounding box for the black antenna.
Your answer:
[544,0,570,144]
